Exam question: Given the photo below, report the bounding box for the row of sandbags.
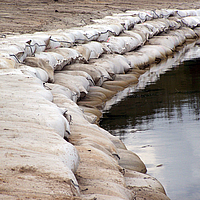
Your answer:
[0,69,82,198]
[1,26,199,109]
[103,41,198,111]
[0,67,170,199]
[1,9,200,64]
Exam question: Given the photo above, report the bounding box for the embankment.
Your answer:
[1,9,200,199]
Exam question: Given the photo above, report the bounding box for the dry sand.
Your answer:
[0,0,200,35]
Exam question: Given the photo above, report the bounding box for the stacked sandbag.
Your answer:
[0,69,80,199]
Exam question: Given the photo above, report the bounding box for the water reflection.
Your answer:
[100,52,200,199]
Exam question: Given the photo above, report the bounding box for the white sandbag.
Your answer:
[64,63,108,86]
[168,19,181,29]
[193,27,200,37]
[83,42,104,59]
[181,16,200,28]
[0,37,33,58]
[0,72,70,137]
[101,37,124,54]
[92,59,116,78]
[0,43,28,62]
[126,11,153,21]
[47,47,80,65]
[82,28,100,41]
[134,24,154,38]
[124,52,150,69]
[69,29,87,43]
[29,38,47,53]
[142,22,160,36]
[106,24,124,36]
[35,52,57,70]
[103,35,141,54]
[103,36,126,54]
[44,83,78,102]
[0,57,18,69]
[58,70,95,86]
[167,29,186,45]
[123,37,141,52]
[180,27,198,39]
[5,33,50,53]
[103,54,131,73]
[43,51,68,71]
[123,30,145,46]
[54,73,90,98]
[137,45,166,63]
[0,70,53,101]
[52,94,93,125]
[0,101,70,138]
[103,15,141,30]
[0,121,80,198]
[154,9,175,18]
[85,24,110,42]
[18,65,49,82]
[47,30,75,48]
[176,9,198,17]
[1,120,79,173]
[24,57,54,82]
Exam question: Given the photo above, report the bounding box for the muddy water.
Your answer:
[100,48,200,199]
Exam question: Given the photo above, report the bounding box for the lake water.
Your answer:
[100,44,200,200]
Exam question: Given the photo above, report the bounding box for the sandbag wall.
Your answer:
[1,9,200,199]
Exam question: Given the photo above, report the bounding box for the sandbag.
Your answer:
[35,51,69,71]
[0,57,18,69]
[102,81,125,92]
[47,32,75,48]
[75,145,133,200]
[83,42,104,59]
[79,105,102,120]
[103,36,141,54]
[24,57,54,82]
[55,73,90,94]
[69,123,118,156]
[18,65,49,82]
[57,70,95,86]
[124,52,150,69]
[63,63,111,86]
[102,54,131,73]
[124,170,166,194]
[47,47,80,66]
[54,73,87,99]
[118,149,147,173]
[181,16,200,28]
[44,83,78,102]
[127,186,170,200]
[114,74,138,85]
[85,24,110,42]
[0,71,70,137]
[92,125,127,150]
[0,121,80,198]
[73,45,91,63]
[68,29,87,43]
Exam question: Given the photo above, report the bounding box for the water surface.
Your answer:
[100,51,200,200]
